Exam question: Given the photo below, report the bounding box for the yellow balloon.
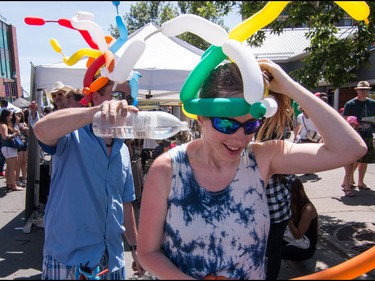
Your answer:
[63,48,102,66]
[229,1,290,42]
[181,103,197,120]
[334,1,370,24]
[50,38,62,54]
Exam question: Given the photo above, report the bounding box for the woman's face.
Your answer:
[201,114,257,159]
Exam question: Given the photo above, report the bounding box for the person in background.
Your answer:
[137,60,366,280]
[281,177,318,261]
[265,174,294,280]
[291,100,301,140]
[33,79,145,280]
[152,139,170,159]
[66,89,85,108]
[341,116,360,197]
[314,92,328,103]
[13,110,29,187]
[0,109,23,191]
[45,81,75,110]
[293,107,320,143]
[343,81,375,190]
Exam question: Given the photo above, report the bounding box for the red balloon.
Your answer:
[57,18,98,49]
[83,54,105,88]
[57,18,74,29]
[24,17,45,26]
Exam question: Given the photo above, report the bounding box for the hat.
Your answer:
[315,92,327,97]
[355,81,371,90]
[45,81,74,101]
[346,116,359,126]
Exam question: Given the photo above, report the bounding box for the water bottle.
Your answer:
[92,110,189,139]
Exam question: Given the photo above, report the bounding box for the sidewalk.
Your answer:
[0,164,374,280]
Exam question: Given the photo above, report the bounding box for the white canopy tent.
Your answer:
[32,23,204,103]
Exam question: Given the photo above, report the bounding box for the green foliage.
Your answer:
[240,1,375,89]
[108,1,375,89]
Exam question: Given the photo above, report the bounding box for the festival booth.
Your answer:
[31,23,203,107]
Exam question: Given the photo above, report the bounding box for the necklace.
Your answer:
[105,139,114,148]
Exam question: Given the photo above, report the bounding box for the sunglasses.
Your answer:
[210,117,264,135]
[51,91,66,99]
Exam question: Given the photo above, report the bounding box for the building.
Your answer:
[248,26,375,110]
[0,14,22,101]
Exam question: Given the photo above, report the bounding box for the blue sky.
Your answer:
[0,1,242,97]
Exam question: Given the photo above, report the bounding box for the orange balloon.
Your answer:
[293,246,375,280]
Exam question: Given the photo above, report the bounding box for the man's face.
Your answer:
[66,92,83,108]
[51,90,69,110]
[356,89,369,96]
[92,81,131,106]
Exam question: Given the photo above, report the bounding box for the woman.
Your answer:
[137,60,366,279]
[293,107,321,143]
[0,109,23,191]
[13,110,29,187]
[282,177,318,260]
[341,116,360,197]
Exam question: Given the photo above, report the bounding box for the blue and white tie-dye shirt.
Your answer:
[162,144,269,279]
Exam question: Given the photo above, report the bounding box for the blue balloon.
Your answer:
[133,99,138,106]
[112,1,120,14]
[129,71,142,100]
[109,15,128,53]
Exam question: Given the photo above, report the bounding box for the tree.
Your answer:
[239,1,375,89]
[109,1,233,50]
[110,1,375,89]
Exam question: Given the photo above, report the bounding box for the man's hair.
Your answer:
[0,100,8,107]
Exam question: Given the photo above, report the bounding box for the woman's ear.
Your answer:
[197,115,205,125]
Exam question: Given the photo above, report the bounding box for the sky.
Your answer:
[0,1,242,97]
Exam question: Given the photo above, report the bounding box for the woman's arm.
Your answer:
[137,152,194,280]
[255,59,367,178]
[123,202,145,277]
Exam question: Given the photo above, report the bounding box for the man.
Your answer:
[33,79,145,280]
[315,92,328,103]
[343,81,375,190]
[45,81,78,110]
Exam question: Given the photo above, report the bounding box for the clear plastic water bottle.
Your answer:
[92,110,189,139]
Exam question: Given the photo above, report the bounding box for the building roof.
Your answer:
[248,27,356,62]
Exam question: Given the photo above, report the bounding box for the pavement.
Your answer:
[1,161,375,280]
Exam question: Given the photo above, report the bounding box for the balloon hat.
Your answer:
[25,1,142,107]
[158,1,370,119]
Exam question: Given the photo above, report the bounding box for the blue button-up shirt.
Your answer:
[41,125,135,271]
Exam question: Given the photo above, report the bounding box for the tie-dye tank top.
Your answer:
[162,144,269,279]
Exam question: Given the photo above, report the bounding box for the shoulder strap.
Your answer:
[301,116,308,131]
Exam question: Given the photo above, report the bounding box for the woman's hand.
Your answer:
[258,59,296,95]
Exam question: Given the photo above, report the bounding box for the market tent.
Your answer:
[33,23,204,99]
[12,97,30,108]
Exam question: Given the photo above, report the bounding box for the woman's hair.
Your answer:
[289,177,313,225]
[199,62,292,140]
[0,109,12,124]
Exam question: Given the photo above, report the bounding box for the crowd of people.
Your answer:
[2,62,372,279]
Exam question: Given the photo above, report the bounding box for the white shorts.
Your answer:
[1,146,18,159]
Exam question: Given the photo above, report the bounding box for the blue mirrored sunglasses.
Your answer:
[210,117,264,135]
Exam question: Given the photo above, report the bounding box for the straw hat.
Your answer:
[354,81,371,90]
[45,81,74,101]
